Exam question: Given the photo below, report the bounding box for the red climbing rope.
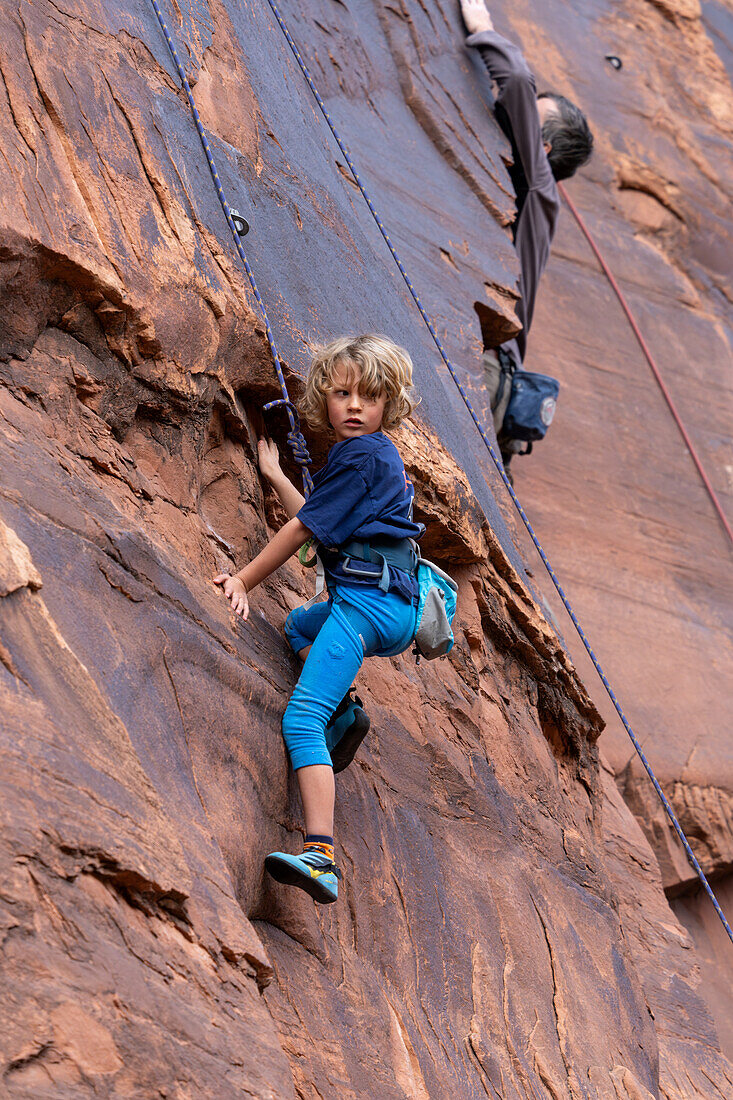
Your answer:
[558,182,732,547]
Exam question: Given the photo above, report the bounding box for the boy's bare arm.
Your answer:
[257,438,307,518]
[214,516,312,619]
[237,517,311,592]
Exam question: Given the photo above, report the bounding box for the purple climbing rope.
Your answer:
[148,0,313,494]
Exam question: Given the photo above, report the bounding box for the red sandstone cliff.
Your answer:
[494,0,733,1061]
[0,1,731,1097]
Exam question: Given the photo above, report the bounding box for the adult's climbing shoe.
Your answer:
[264,849,341,904]
[327,690,371,773]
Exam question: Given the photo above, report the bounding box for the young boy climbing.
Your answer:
[214,335,422,904]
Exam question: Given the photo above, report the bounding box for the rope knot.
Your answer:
[262,396,312,469]
[286,427,312,467]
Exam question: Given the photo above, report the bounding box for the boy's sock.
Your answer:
[303,834,335,863]
[265,838,341,904]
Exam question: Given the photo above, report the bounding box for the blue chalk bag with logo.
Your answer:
[496,347,559,453]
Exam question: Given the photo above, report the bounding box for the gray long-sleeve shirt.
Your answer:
[467,30,560,364]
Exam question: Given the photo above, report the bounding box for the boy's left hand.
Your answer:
[257,437,282,484]
[214,573,249,619]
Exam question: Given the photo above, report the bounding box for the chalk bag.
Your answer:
[503,370,560,444]
[413,559,458,661]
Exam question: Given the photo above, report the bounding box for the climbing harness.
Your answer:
[302,535,417,602]
[301,533,457,661]
[301,532,457,660]
[148,0,313,495]
[148,1,732,942]
[558,182,732,547]
[335,538,418,593]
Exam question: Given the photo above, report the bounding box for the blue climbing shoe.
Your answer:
[327,690,371,774]
[264,849,341,904]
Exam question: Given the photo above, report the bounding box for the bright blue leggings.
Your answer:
[282,587,416,770]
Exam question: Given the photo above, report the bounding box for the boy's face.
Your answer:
[326,361,387,442]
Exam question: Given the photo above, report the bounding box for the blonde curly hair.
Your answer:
[300,334,418,433]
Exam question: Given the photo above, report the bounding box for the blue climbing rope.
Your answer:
[262,0,732,942]
[148,0,313,494]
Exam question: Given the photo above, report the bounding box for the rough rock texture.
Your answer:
[484,0,733,1057]
[0,1,731,1097]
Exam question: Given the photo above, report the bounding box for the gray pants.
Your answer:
[482,349,511,435]
[482,350,522,467]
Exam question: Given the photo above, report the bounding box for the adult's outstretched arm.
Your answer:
[461,1,552,193]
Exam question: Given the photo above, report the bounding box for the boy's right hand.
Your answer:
[214,573,249,619]
[257,437,282,484]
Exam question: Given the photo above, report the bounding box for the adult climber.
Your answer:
[459,0,593,475]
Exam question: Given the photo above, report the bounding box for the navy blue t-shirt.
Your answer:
[297,432,422,599]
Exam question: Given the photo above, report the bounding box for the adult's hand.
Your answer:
[459,0,494,35]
